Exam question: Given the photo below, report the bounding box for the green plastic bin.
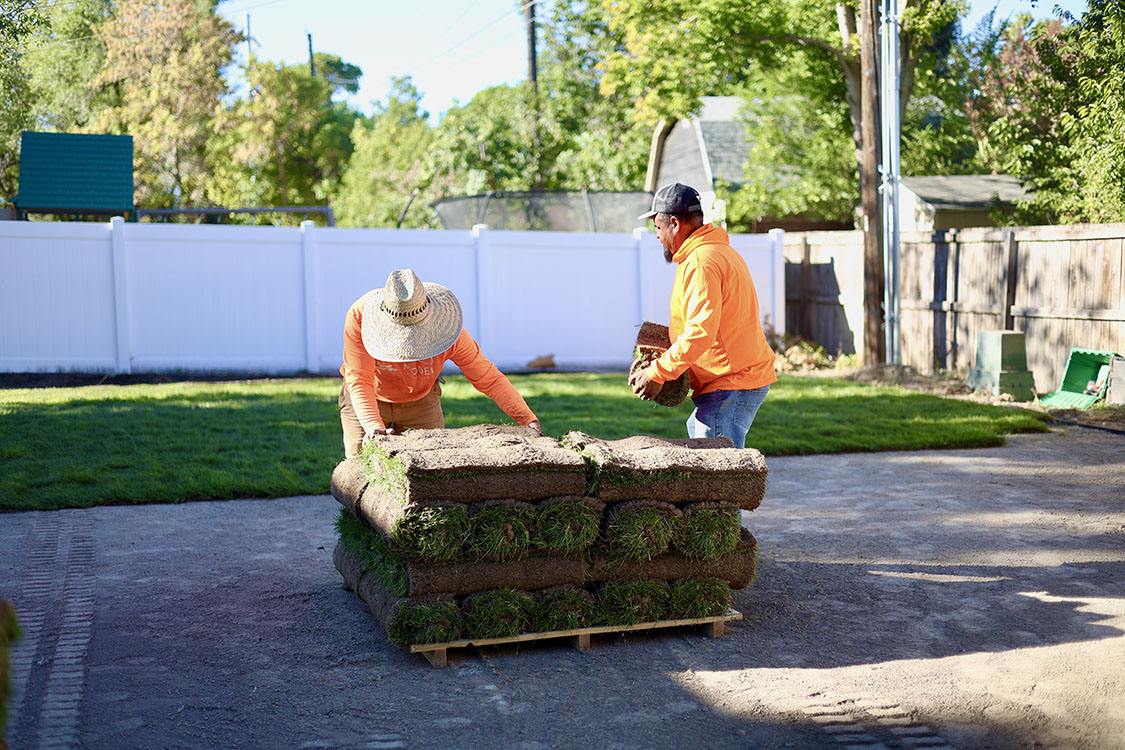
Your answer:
[1039,348,1121,409]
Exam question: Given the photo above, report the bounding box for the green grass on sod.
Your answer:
[0,373,1049,510]
[334,509,409,597]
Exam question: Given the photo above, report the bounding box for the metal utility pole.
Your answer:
[860,0,886,365]
[525,0,538,91]
[526,0,543,190]
[307,32,315,76]
[879,0,902,365]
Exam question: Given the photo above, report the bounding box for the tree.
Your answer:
[22,0,115,133]
[600,0,961,364]
[964,3,1125,223]
[206,55,364,221]
[90,0,239,209]
[0,0,44,199]
[334,76,442,228]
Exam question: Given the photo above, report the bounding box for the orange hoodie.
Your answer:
[646,224,777,396]
[341,291,536,433]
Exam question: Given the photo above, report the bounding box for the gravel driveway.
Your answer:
[3,424,1123,750]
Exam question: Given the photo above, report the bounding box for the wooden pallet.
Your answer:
[409,609,742,667]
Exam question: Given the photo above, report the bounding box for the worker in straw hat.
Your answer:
[338,268,540,458]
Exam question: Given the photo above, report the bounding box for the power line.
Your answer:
[408,0,541,74]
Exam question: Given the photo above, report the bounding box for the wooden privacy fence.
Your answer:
[785,224,1125,394]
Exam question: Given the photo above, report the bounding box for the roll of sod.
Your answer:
[462,588,535,640]
[335,508,409,596]
[593,580,670,626]
[590,527,759,589]
[602,499,681,561]
[360,425,587,503]
[334,544,461,646]
[532,585,597,632]
[673,501,742,559]
[468,499,537,562]
[629,350,689,408]
[668,577,733,619]
[561,432,767,508]
[534,496,604,555]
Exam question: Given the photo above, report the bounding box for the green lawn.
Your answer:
[0,373,1049,511]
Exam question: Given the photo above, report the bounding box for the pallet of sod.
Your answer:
[562,431,768,507]
[336,543,741,668]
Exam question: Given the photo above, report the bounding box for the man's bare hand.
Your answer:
[629,368,663,401]
[361,427,396,447]
[526,419,542,435]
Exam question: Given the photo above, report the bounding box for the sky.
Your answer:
[216,0,1089,122]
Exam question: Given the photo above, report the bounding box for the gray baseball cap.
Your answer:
[638,182,703,220]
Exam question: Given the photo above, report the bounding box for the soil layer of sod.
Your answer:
[361,424,587,503]
[563,431,767,507]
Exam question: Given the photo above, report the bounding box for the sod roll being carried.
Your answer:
[562,431,767,508]
[361,424,587,503]
[630,321,690,408]
[334,544,462,646]
[335,508,585,597]
[590,527,759,589]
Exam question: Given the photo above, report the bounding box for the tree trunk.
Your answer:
[859,0,885,365]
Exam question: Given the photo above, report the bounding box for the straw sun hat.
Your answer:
[361,269,463,361]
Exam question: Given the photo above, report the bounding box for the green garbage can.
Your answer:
[1040,348,1121,409]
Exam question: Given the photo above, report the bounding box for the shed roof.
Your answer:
[901,175,1027,210]
[14,131,134,212]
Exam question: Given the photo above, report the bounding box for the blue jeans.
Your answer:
[686,386,770,448]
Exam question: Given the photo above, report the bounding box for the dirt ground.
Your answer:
[3,420,1123,749]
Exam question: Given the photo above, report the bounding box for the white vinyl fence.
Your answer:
[0,218,784,375]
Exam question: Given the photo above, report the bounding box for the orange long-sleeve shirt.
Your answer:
[341,292,536,433]
[646,224,777,396]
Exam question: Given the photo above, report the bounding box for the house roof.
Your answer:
[901,175,1027,210]
[696,97,751,186]
[14,131,134,212]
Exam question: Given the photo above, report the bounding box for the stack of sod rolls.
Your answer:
[562,432,762,622]
[331,424,765,649]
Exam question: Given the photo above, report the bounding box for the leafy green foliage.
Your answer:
[392,505,470,561]
[90,0,239,209]
[0,0,45,198]
[965,4,1125,223]
[334,77,442,228]
[206,56,363,221]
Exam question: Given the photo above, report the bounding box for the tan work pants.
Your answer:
[338,380,444,459]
